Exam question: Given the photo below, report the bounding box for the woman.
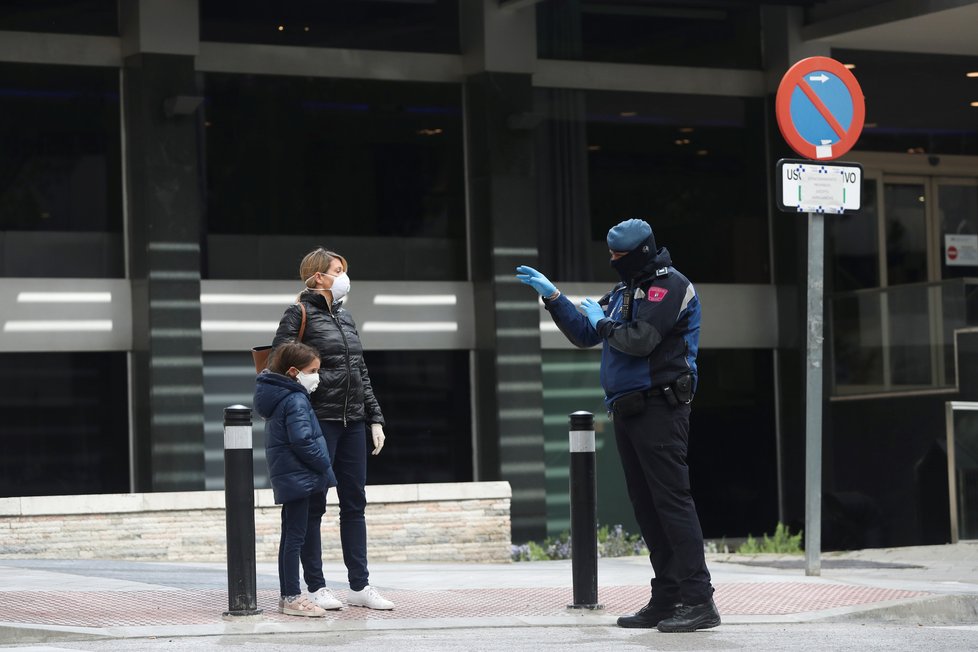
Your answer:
[271,247,394,611]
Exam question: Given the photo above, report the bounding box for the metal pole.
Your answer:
[568,411,601,609]
[223,404,262,616]
[805,212,824,576]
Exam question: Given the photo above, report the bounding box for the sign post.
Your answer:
[775,56,865,577]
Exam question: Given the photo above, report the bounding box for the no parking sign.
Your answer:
[775,56,865,161]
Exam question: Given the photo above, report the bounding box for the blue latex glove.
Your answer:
[515,265,557,297]
[580,298,606,328]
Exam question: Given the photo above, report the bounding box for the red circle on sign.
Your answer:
[775,56,865,161]
[949,246,959,260]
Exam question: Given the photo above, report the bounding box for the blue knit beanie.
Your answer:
[607,219,653,253]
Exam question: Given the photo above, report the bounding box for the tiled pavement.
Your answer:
[0,583,930,629]
[1,545,976,641]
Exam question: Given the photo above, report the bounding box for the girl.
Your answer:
[254,341,341,617]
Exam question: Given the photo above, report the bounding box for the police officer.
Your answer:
[516,218,720,632]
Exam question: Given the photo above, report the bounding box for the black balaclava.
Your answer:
[610,233,656,284]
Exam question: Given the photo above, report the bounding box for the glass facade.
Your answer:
[584,91,769,283]
[0,63,123,277]
[0,352,129,497]
[537,1,762,69]
[0,0,118,36]
[533,88,769,283]
[3,0,975,548]
[840,49,978,156]
[199,0,460,54]
[202,74,466,281]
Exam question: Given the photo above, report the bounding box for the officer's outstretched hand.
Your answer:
[515,265,557,297]
[580,298,605,328]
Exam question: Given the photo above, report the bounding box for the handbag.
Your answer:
[251,302,307,373]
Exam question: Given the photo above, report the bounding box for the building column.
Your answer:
[121,0,206,491]
[462,0,547,542]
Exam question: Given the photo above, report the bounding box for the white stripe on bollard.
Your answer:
[224,425,252,450]
[569,430,596,453]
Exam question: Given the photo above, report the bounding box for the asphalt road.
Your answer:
[4,623,978,652]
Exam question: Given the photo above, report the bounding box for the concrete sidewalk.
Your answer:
[2,543,977,644]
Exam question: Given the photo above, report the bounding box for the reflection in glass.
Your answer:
[831,280,973,395]
[952,409,978,540]
[0,63,123,277]
[828,179,879,291]
[202,74,466,280]
[537,1,761,69]
[0,0,117,36]
[885,183,928,285]
[200,0,459,54]
[0,352,129,497]
[546,90,768,283]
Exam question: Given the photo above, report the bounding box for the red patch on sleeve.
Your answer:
[646,286,669,302]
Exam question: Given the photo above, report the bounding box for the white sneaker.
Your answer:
[308,587,343,610]
[347,585,394,610]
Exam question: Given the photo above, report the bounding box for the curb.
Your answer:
[823,593,978,625]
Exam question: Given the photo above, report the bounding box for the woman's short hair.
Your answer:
[269,342,319,375]
[300,247,348,288]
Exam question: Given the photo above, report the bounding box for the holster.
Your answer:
[671,372,694,405]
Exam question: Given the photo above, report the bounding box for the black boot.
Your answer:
[616,599,679,629]
[656,597,721,632]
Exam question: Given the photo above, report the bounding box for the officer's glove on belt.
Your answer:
[580,298,605,329]
[515,265,557,297]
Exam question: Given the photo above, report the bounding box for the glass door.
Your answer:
[934,179,978,281]
[829,164,978,397]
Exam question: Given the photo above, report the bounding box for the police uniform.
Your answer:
[541,219,719,631]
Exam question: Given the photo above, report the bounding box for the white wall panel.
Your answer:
[0,279,775,352]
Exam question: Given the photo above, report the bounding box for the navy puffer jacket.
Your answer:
[271,291,384,425]
[255,371,337,505]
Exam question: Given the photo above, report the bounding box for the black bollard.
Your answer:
[223,404,262,617]
[568,411,602,610]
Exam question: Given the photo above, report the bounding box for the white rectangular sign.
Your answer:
[945,233,978,267]
[778,160,862,213]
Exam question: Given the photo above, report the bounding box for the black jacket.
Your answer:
[272,291,384,426]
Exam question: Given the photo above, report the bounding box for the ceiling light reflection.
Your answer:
[362,322,458,332]
[200,294,296,304]
[3,320,113,332]
[372,295,457,306]
[17,292,111,303]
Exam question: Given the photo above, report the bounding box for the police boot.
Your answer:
[616,598,679,628]
[656,596,721,632]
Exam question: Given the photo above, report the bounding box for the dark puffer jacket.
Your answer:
[254,371,337,505]
[271,291,384,426]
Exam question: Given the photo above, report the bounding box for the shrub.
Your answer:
[511,524,648,561]
[736,522,803,554]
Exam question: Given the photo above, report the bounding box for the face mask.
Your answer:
[295,371,320,394]
[610,237,654,283]
[327,272,351,301]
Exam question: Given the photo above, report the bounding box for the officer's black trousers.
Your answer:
[613,395,714,607]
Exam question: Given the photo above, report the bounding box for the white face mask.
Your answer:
[327,272,351,301]
[295,370,320,394]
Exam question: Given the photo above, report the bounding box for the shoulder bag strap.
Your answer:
[296,302,307,342]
